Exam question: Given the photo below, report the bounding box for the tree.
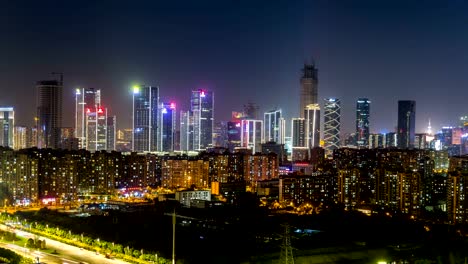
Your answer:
[26,238,35,248]
[0,183,13,207]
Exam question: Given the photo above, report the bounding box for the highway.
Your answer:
[0,224,132,264]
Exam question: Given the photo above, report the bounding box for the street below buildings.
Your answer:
[0,224,131,264]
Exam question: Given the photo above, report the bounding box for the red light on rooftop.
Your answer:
[86,108,91,113]
[98,108,104,114]
[170,102,176,109]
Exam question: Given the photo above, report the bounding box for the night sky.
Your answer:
[1,0,467,134]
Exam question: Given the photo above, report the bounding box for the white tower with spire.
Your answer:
[426,118,432,135]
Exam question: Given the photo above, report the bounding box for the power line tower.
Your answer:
[279,224,294,264]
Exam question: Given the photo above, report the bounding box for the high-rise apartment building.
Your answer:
[299,63,318,118]
[264,109,282,143]
[191,89,214,151]
[37,79,62,149]
[397,100,416,149]
[323,98,341,156]
[0,107,14,148]
[356,98,370,148]
[132,85,159,152]
[158,102,176,152]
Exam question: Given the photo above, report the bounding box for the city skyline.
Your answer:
[1,1,468,134]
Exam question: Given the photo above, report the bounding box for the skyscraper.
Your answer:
[13,126,27,150]
[37,79,62,149]
[299,63,318,118]
[397,100,416,149]
[75,88,98,149]
[191,89,214,151]
[264,109,282,143]
[356,98,370,148]
[305,104,320,149]
[291,118,307,161]
[323,98,341,156]
[106,116,116,151]
[158,102,176,152]
[279,117,286,145]
[227,121,241,152]
[132,85,159,152]
[240,119,264,153]
[180,110,193,152]
[0,107,14,148]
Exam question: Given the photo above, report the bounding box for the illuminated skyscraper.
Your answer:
[158,102,176,152]
[397,100,416,149]
[227,121,241,152]
[75,88,97,149]
[291,118,308,161]
[299,63,318,118]
[323,98,341,156]
[0,107,14,148]
[264,109,282,143]
[13,126,27,150]
[305,104,320,149]
[356,98,370,148]
[132,85,159,152]
[191,89,214,151]
[180,110,193,152]
[37,79,62,149]
[279,117,286,145]
[240,119,264,153]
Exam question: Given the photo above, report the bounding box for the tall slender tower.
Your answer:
[191,89,214,151]
[132,85,159,152]
[305,104,320,149]
[106,115,116,151]
[37,78,63,149]
[397,100,416,149]
[356,98,370,148]
[323,98,341,156]
[158,102,176,152]
[264,109,282,143]
[180,110,193,152]
[299,63,318,118]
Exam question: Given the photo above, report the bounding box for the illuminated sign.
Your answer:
[170,102,176,109]
[86,108,91,113]
[200,91,206,97]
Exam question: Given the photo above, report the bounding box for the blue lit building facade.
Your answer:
[356,98,370,148]
[132,85,159,152]
[158,102,176,152]
[191,89,214,151]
